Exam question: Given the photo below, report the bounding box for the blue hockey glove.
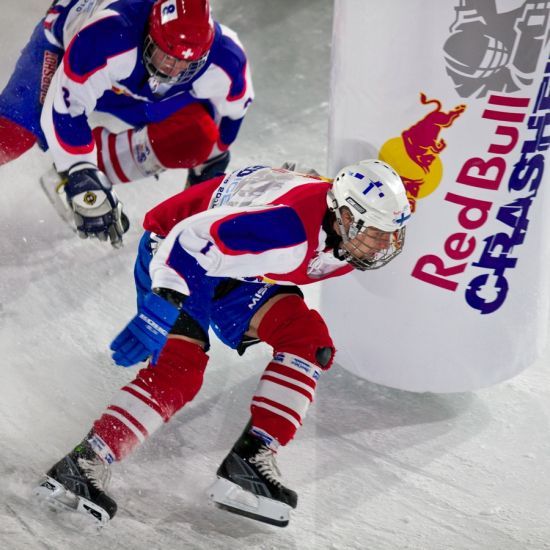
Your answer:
[65,163,129,248]
[186,151,230,187]
[110,292,181,367]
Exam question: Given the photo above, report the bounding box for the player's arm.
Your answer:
[193,25,254,153]
[214,56,254,152]
[40,13,138,172]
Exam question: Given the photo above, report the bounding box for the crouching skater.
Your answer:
[34,160,411,527]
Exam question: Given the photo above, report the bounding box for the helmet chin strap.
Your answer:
[327,191,350,261]
[327,190,350,246]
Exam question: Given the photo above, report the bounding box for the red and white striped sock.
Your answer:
[251,352,321,447]
[91,339,208,461]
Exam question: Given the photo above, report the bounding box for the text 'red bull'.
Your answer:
[411,66,549,314]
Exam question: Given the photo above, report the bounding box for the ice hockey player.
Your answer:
[0,0,253,248]
[34,160,412,527]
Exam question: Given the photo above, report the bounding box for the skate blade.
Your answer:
[39,169,75,230]
[33,475,110,527]
[208,477,291,528]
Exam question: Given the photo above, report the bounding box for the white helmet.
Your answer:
[327,159,411,270]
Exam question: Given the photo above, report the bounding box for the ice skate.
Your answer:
[39,166,74,228]
[208,430,297,527]
[34,438,117,526]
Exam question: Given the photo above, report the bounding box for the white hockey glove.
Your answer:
[64,163,129,248]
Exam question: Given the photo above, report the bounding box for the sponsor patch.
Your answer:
[290,356,312,373]
[250,427,278,450]
[345,196,366,214]
[247,284,271,309]
[89,433,115,465]
[160,0,178,24]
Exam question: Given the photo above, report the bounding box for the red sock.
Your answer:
[0,117,36,164]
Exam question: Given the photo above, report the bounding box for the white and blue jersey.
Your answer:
[133,167,353,348]
[0,0,253,171]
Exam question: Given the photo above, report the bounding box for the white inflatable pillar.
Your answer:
[321,0,550,392]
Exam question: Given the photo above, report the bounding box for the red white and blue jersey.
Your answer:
[40,0,253,171]
[145,166,353,295]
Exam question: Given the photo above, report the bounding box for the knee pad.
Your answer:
[257,294,336,370]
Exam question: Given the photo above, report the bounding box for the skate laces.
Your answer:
[249,447,283,487]
[77,457,112,491]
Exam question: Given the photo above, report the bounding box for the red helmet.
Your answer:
[148,0,214,61]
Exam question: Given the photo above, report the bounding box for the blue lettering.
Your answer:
[495,196,533,246]
[509,153,544,193]
[465,273,508,314]
[236,165,265,178]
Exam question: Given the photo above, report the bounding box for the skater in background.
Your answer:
[35,159,412,527]
[0,0,253,247]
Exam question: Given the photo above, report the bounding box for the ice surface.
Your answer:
[1,1,549,549]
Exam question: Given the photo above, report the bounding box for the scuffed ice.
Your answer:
[1,1,550,549]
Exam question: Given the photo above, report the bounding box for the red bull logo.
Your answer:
[402,93,466,173]
[379,92,466,212]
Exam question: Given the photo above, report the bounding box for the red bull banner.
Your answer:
[322,0,550,392]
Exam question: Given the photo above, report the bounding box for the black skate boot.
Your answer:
[186,151,230,187]
[34,437,117,526]
[208,427,297,527]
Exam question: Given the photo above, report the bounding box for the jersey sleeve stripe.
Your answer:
[218,117,243,148]
[107,132,130,183]
[53,118,95,155]
[210,207,307,255]
[63,15,135,84]
[227,62,248,101]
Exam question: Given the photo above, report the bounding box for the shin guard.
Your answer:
[251,295,335,447]
[92,338,208,461]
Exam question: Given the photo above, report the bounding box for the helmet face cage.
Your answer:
[143,35,208,84]
[329,159,411,270]
[332,203,406,270]
[342,223,406,270]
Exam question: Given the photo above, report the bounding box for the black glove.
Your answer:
[186,151,230,187]
[64,163,129,248]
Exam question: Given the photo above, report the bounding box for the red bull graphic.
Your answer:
[380,93,466,213]
[444,0,550,98]
[410,58,549,315]
[402,94,466,173]
[402,1,550,316]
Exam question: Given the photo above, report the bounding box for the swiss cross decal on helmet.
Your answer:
[144,0,215,85]
[328,159,412,270]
